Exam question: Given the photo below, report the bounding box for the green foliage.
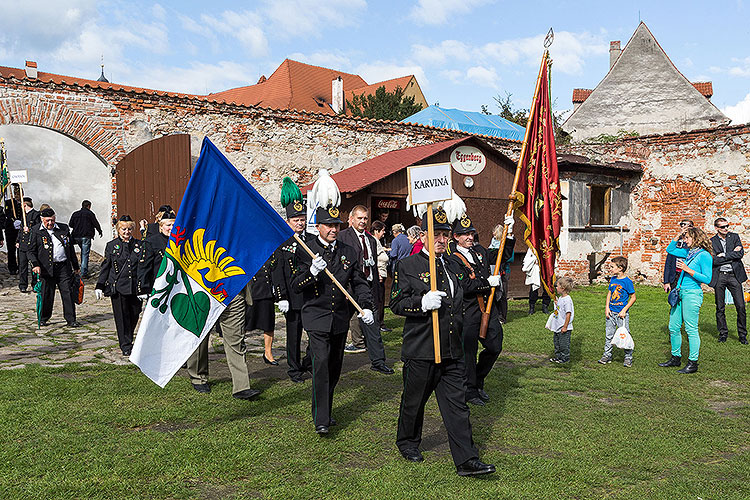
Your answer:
[346,85,423,121]
[493,92,529,126]
[585,130,641,144]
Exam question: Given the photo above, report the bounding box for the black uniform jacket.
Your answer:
[710,232,747,286]
[69,207,102,239]
[272,233,311,310]
[96,237,145,296]
[338,227,378,282]
[250,254,276,301]
[292,237,373,333]
[446,238,515,319]
[17,209,41,251]
[28,223,80,277]
[390,251,464,361]
[138,232,169,294]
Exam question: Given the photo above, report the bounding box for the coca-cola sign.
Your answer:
[450,146,486,176]
[375,199,400,209]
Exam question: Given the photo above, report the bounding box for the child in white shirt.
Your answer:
[545,277,575,363]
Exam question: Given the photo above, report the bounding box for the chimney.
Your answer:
[25,60,38,79]
[609,41,621,69]
[331,76,344,114]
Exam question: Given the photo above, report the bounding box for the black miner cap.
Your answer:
[286,200,306,219]
[421,206,451,231]
[40,207,55,217]
[452,214,476,235]
[315,205,343,225]
[119,215,133,222]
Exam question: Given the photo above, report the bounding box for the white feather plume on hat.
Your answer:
[442,190,466,224]
[309,169,340,209]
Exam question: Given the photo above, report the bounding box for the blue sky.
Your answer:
[1,0,749,123]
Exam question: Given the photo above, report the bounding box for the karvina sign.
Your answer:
[450,146,486,175]
[407,163,453,205]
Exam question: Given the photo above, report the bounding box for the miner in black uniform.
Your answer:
[29,207,81,327]
[292,205,375,435]
[447,213,515,406]
[95,216,145,356]
[272,197,313,382]
[17,197,41,292]
[247,254,279,365]
[390,207,495,476]
[3,186,22,274]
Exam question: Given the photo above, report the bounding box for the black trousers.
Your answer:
[397,358,478,467]
[714,271,747,340]
[307,328,347,427]
[529,288,551,308]
[4,228,18,273]
[40,262,76,324]
[18,250,36,291]
[285,308,311,379]
[111,293,143,353]
[498,274,509,323]
[462,313,503,400]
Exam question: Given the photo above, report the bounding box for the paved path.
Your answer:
[0,265,289,371]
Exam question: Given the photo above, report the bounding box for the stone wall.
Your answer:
[559,124,750,285]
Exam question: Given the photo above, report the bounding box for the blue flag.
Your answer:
[131,137,293,387]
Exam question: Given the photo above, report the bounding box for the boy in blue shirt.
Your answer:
[599,256,636,367]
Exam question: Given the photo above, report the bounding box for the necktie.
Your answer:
[437,257,452,297]
[360,234,370,278]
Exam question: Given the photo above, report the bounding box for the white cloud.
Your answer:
[0,0,98,52]
[440,69,462,83]
[152,3,167,21]
[722,92,750,124]
[133,60,255,95]
[288,51,352,70]
[728,57,750,77]
[262,0,367,38]
[408,0,492,25]
[466,66,499,88]
[200,11,268,58]
[355,62,430,90]
[412,40,471,66]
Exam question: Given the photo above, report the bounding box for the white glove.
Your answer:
[504,214,515,234]
[421,290,447,311]
[487,275,501,288]
[310,255,327,276]
[13,220,22,230]
[95,289,104,300]
[137,294,149,301]
[278,300,290,313]
[359,308,375,325]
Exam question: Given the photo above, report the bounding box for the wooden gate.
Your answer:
[115,134,191,229]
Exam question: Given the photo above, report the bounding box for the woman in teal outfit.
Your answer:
[659,227,713,373]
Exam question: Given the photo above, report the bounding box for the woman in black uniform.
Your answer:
[246,255,279,365]
[95,216,145,356]
[138,211,175,294]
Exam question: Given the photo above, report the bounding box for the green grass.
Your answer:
[1,285,748,499]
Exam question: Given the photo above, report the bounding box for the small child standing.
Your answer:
[546,277,575,363]
[599,256,636,367]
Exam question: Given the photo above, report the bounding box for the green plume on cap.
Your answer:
[280,176,303,208]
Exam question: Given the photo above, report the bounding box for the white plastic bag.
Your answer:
[611,324,634,350]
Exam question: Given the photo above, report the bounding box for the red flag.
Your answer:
[514,51,562,297]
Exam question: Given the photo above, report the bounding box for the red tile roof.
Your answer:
[209,59,368,113]
[349,75,414,99]
[301,137,470,194]
[572,82,713,104]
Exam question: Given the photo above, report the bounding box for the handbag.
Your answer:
[611,317,634,350]
[667,251,699,308]
[72,275,85,305]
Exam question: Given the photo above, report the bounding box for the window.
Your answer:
[588,185,611,225]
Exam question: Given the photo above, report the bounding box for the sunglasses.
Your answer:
[716,225,729,229]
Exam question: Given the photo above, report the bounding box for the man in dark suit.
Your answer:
[339,205,392,374]
[710,217,747,344]
[3,187,22,274]
[390,207,495,476]
[28,207,80,327]
[69,200,103,278]
[292,205,375,435]
[17,197,41,292]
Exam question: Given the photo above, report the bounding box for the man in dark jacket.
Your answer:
[69,200,103,278]
[390,207,495,477]
[3,187,22,274]
[710,217,747,344]
[17,197,41,292]
[292,205,375,435]
[29,207,80,327]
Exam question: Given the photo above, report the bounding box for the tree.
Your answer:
[493,92,529,127]
[346,85,423,121]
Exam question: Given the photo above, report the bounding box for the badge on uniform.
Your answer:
[419,271,430,283]
[134,247,140,253]
[114,244,120,250]
[341,255,349,269]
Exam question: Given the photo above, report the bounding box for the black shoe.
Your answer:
[66,321,82,328]
[192,383,211,393]
[456,458,496,476]
[380,326,392,332]
[371,364,395,375]
[232,388,261,400]
[542,304,549,314]
[262,353,279,366]
[677,360,698,374]
[740,338,748,345]
[400,448,424,462]
[478,389,490,402]
[40,320,50,327]
[467,397,486,406]
[122,348,132,357]
[658,355,681,367]
[528,306,535,314]
[290,375,305,383]
[19,288,28,293]
[329,417,337,426]
[718,336,727,343]
[315,425,329,435]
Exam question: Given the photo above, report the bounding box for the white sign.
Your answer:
[407,163,453,205]
[450,146,486,176]
[9,170,28,183]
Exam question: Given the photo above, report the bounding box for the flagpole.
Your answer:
[293,232,365,315]
[480,50,549,339]
[426,202,441,364]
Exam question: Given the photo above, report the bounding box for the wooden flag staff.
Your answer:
[425,201,441,364]
[480,50,549,340]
